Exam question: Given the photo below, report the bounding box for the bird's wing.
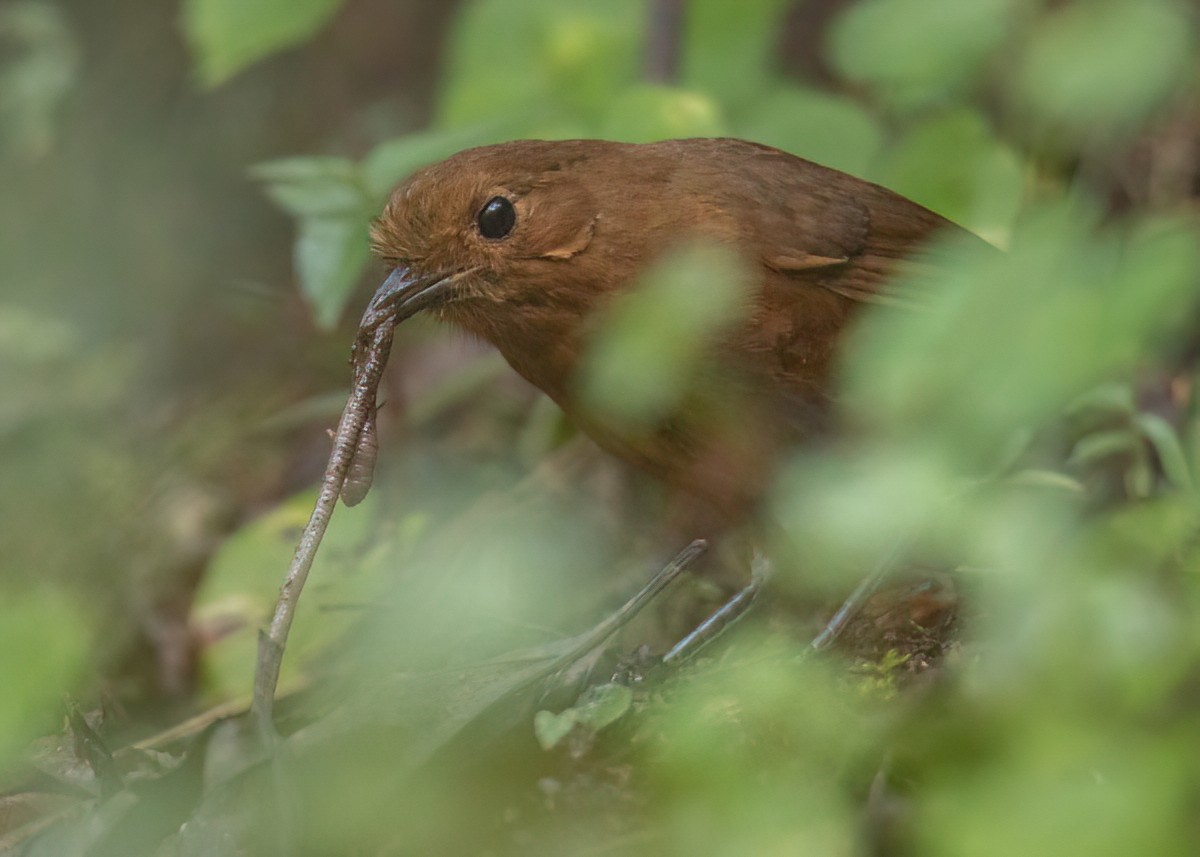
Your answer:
[733,143,961,308]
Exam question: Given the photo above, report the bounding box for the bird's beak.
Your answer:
[359,266,457,329]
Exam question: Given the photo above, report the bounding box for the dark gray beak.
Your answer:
[359,266,456,329]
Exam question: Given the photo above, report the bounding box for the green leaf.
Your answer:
[737,86,883,177]
[1005,469,1086,496]
[0,2,80,160]
[1106,217,1200,357]
[0,587,88,767]
[1189,395,1200,490]
[1067,383,1137,419]
[872,108,1024,241]
[1068,429,1140,468]
[1136,413,1195,493]
[601,85,726,142]
[1013,0,1195,142]
[250,156,377,327]
[251,156,365,218]
[840,198,1198,464]
[437,0,642,129]
[361,127,500,200]
[183,0,346,87]
[682,0,791,107]
[294,215,372,329]
[571,682,634,731]
[534,683,633,750]
[194,489,383,702]
[578,243,749,427]
[1127,454,1155,499]
[830,0,1023,108]
[533,708,579,751]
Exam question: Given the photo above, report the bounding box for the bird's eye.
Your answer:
[477,196,516,240]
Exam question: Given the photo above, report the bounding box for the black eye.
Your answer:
[477,196,516,240]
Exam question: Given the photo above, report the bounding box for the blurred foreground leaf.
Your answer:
[844,204,1200,465]
[578,243,751,428]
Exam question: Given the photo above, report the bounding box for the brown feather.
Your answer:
[369,138,986,528]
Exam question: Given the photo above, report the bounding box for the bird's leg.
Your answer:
[660,550,773,665]
[810,539,909,651]
[658,536,910,662]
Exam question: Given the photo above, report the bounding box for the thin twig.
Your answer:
[250,322,395,742]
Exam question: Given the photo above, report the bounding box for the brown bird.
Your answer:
[360,138,973,534]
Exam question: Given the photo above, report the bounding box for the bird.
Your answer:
[360,137,975,536]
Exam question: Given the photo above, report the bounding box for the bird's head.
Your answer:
[364,141,618,343]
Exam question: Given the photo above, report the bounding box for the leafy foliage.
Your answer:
[182,0,347,86]
[0,2,79,159]
[0,589,89,768]
[5,0,1198,854]
[202,0,1200,853]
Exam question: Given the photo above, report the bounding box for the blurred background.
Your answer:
[1,0,1198,854]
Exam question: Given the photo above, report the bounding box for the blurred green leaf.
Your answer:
[1068,429,1139,468]
[1005,468,1086,496]
[183,0,346,87]
[601,84,726,142]
[571,681,633,730]
[737,86,884,177]
[1067,383,1137,419]
[844,203,1200,464]
[1188,391,1200,490]
[578,243,749,427]
[534,682,633,750]
[771,442,964,590]
[194,489,382,702]
[0,587,88,767]
[0,1,79,160]
[1091,496,1200,576]
[294,214,372,329]
[1127,454,1155,498]
[251,156,365,218]
[532,708,575,751]
[251,155,374,325]
[438,0,642,130]
[872,108,1024,241]
[830,0,1023,108]
[1106,216,1200,356]
[647,641,862,854]
[0,302,78,366]
[81,0,1200,852]
[1013,0,1196,142]
[682,0,791,107]
[1136,413,1194,493]
[916,725,1189,857]
[361,126,500,200]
